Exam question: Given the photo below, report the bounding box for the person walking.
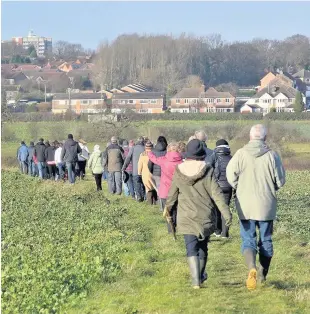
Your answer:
[122,140,135,199]
[164,139,232,289]
[45,141,57,180]
[27,141,36,176]
[55,142,65,181]
[122,136,145,202]
[194,130,213,161]
[16,141,28,174]
[208,139,233,238]
[88,145,104,191]
[104,136,124,195]
[34,138,46,179]
[227,124,286,290]
[148,141,182,212]
[77,139,89,180]
[148,136,168,195]
[61,134,81,184]
[102,142,110,181]
[138,141,157,205]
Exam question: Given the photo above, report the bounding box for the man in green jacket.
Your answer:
[165,139,232,289]
[227,124,286,291]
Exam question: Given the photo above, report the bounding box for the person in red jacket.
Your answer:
[148,141,183,224]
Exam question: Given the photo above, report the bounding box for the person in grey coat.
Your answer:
[122,136,145,201]
[27,141,37,176]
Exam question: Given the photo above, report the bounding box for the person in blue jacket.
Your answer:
[17,141,29,174]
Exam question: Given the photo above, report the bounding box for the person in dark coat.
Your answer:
[45,141,57,180]
[148,136,167,207]
[27,141,36,176]
[122,140,135,198]
[103,136,124,195]
[17,141,28,174]
[61,134,81,184]
[34,138,46,179]
[208,139,233,238]
[122,136,145,202]
[165,139,232,289]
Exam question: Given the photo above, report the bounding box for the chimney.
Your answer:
[200,84,205,93]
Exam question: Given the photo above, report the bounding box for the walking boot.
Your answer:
[187,256,201,289]
[244,248,257,291]
[199,258,208,284]
[146,191,153,205]
[258,254,272,283]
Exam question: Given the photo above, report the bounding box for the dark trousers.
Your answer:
[133,175,145,201]
[108,171,122,194]
[19,161,28,174]
[28,160,36,176]
[124,173,135,198]
[46,164,56,179]
[77,160,87,178]
[184,235,209,259]
[161,198,178,233]
[240,220,274,257]
[215,189,232,237]
[94,173,102,191]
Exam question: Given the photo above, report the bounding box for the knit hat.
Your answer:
[111,136,118,144]
[122,140,129,146]
[30,141,34,146]
[94,144,100,152]
[145,141,153,150]
[216,139,229,147]
[186,139,206,160]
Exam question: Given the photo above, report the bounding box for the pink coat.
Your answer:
[148,151,183,199]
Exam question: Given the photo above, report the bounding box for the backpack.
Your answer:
[214,154,232,189]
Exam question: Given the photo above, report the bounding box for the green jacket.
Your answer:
[166,160,232,240]
[88,151,104,174]
[226,140,286,221]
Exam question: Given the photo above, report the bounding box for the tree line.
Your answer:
[93,33,310,94]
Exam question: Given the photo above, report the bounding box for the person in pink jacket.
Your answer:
[148,141,183,215]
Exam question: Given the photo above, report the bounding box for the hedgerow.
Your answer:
[1,171,149,313]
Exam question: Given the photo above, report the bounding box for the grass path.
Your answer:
[67,178,310,314]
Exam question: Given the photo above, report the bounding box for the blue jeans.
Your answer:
[239,220,274,257]
[66,162,76,184]
[28,160,36,176]
[102,170,108,181]
[37,162,45,179]
[184,235,209,259]
[124,173,135,197]
[57,162,65,180]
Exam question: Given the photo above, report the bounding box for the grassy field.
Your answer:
[2,169,310,313]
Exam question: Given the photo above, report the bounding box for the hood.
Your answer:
[176,160,209,186]
[155,142,167,152]
[92,151,102,157]
[37,141,45,146]
[244,140,270,158]
[67,139,77,146]
[215,145,230,155]
[166,151,182,162]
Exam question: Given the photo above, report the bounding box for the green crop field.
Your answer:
[1,170,310,313]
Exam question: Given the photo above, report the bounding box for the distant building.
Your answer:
[112,92,166,113]
[20,30,52,56]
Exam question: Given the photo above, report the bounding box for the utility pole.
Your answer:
[44,83,47,102]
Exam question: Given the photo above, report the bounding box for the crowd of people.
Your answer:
[16,124,286,291]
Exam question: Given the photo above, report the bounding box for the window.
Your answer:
[140,99,149,104]
[255,99,259,103]
[289,98,293,103]
[217,99,221,103]
[277,99,285,103]
[129,100,134,104]
[225,98,230,103]
[185,99,189,104]
[82,100,88,104]
[150,100,157,104]
[206,98,213,104]
[176,99,180,104]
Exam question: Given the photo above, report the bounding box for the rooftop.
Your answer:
[53,93,103,100]
[112,92,165,100]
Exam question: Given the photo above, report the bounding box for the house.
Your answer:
[110,88,124,94]
[57,62,82,73]
[259,72,277,91]
[52,93,106,114]
[244,80,298,113]
[170,86,204,113]
[2,71,28,84]
[170,86,235,113]
[121,84,149,93]
[293,69,310,85]
[2,85,21,102]
[112,92,166,113]
[14,64,41,71]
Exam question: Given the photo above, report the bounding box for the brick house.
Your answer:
[112,92,166,113]
[52,93,106,114]
[170,86,235,113]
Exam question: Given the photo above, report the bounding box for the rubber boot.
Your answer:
[258,254,272,283]
[244,248,257,291]
[187,256,200,289]
[199,258,208,284]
